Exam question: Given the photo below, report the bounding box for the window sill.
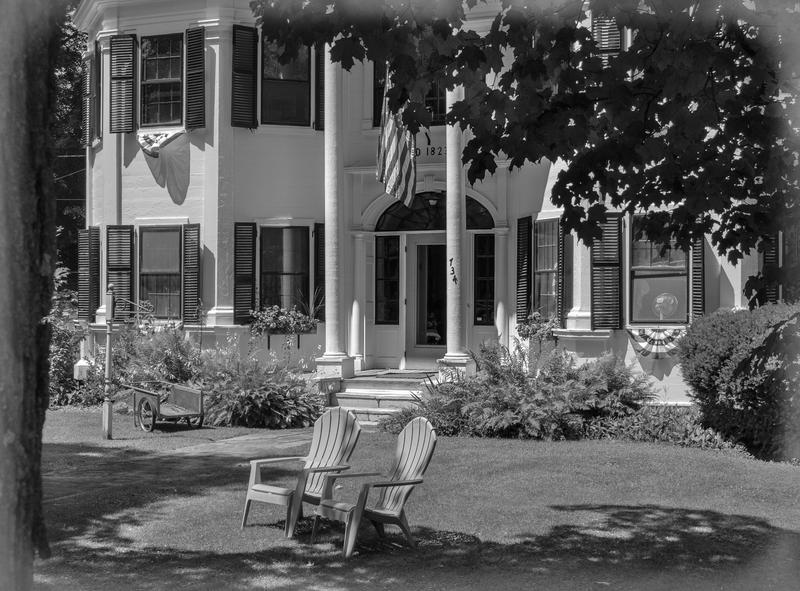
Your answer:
[251,125,318,137]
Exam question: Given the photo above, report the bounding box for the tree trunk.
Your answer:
[0,1,64,588]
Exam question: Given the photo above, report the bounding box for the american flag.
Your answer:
[376,67,416,206]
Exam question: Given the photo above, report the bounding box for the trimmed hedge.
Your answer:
[677,303,800,461]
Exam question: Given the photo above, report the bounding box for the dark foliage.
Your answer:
[678,303,800,460]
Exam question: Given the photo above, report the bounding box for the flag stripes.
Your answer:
[376,66,416,206]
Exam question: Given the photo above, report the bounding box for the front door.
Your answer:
[405,234,446,368]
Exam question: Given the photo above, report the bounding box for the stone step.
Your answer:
[336,405,404,426]
[340,377,429,392]
[330,390,420,409]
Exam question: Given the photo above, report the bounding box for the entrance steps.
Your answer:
[327,370,435,426]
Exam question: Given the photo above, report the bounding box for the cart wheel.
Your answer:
[185,415,204,429]
[137,398,156,432]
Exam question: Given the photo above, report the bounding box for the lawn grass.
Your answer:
[35,409,800,590]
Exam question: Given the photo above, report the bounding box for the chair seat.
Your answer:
[316,499,356,520]
[248,484,293,506]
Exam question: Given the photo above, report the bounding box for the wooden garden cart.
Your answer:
[125,382,204,432]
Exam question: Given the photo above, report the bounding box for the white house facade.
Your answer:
[74,0,776,404]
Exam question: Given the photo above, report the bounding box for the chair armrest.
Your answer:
[249,456,306,467]
[303,464,352,474]
[320,471,383,499]
[363,478,423,489]
[247,456,306,487]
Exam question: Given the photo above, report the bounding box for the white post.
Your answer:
[495,228,509,348]
[316,43,354,379]
[439,85,474,375]
[102,285,114,440]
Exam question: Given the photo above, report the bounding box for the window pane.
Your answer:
[375,235,400,324]
[141,228,180,273]
[260,227,310,310]
[140,274,181,319]
[473,234,494,325]
[261,80,310,125]
[630,215,688,324]
[141,34,182,127]
[262,42,309,81]
[631,273,688,323]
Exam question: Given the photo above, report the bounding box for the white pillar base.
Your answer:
[206,305,234,326]
[437,354,476,380]
[315,354,355,379]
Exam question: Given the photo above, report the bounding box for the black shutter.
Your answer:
[110,35,136,133]
[78,227,100,321]
[516,216,532,321]
[93,40,102,139]
[185,27,206,130]
[81,56,93,146]
[234,222,257,324]
[182,224,201,322]
[232,25,258,129]
[763,234,779,304]
[690,236,705,320]
[590,214,622,330]
[314,222,325,320]
[313,44,325,131]
[556,222,566,328]
[106,225,134,320]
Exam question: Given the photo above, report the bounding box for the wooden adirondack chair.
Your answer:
[311,417,437,558]
[241,407,361,538]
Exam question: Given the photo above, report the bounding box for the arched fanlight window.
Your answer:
[375,191,494,231]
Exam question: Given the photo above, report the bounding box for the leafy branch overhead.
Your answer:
[251,0,799,263]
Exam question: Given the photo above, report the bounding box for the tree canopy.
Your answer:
[251,0,799,276]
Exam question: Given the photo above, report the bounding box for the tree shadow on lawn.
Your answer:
[36,441,800,590]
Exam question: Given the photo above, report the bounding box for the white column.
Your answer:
[204,22,235,327]
[439,85,474,374]
[494,227,509,347]
[316,43,354,378]
[566,238,592,330]
[350,232,367,371]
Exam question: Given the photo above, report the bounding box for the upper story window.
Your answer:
[141,35,183,127]
[109,29,204,134]
[630,217,688,324]
[372,62,446,128]
[262,41,310,126]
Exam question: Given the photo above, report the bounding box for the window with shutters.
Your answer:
[261,40,310,126]
[141,35,183,127]
[474,234,495,326]
[533,219,560,319]
[630,216,688,324]
[259,227,310,310]
[140,227,182,318]
[375,235,400,325]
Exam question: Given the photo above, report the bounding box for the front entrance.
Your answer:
[405,234,446,368]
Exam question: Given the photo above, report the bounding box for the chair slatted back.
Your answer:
[304,407,361,496]
[375,417,437,514]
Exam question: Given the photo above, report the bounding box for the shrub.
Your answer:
[197,334,324,429]
[47,267,86,406]
[584,405,748,454]
[678,303,800,460]
[380,344,656,440]
[250,305,318,336]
